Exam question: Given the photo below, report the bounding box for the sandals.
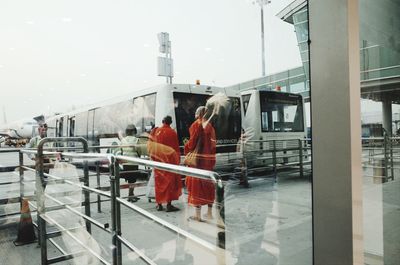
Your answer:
[127,196,140,203]
[166,205,180,212]
[187,216,205,222]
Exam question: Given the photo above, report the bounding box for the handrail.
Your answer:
[21,137,225,265]
[116,155,221,185]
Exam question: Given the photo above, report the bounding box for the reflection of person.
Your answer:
[184,106,216,221]
[26,122,51,188]
[147,116,182,212]
[26,122,48,158]
[237,128,249,188]
[117,125,140,202]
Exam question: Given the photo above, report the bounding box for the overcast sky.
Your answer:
[0,0,301,122]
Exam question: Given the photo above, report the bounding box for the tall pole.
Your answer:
[261,5,266,76]
[256,0,270,77]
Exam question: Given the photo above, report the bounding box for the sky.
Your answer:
[0,0,302,122]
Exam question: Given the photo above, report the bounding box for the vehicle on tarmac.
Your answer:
[45,84,306,170]
[46,84,242,158]
[239,89,307,167]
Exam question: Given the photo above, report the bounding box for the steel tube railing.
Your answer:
[113,154,224,265]
[44,193,111,232]
[40,213,111,265]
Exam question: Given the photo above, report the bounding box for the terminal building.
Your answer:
[0,0,399,265]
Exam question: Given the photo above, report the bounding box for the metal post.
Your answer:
[384,134,388,181]
[114,159,122,265]
[272,140,277,181]
[19,152,24,208]
[96,162,102,213]
[299,139,304,178]
[109,156,118,265]
[216,179,225,246]
[260,5,266,76]
[83,159,91,234]
[389,137,394,180]
[36,150,47,264]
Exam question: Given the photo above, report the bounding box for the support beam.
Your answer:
[309,0,364,264]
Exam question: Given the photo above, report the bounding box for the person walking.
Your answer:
[118,125,141,202]
[184,106,216,221]
[147,116,182,212]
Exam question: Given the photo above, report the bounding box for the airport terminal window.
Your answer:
[0,2,315,265]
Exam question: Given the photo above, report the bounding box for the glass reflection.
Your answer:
[360,0,400,263]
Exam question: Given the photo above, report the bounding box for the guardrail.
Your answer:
[241,138,312,181]
[362,136,397,182]
[22,137,225,265]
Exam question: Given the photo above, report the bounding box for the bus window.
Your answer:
[75,112,88,138]
[242,94,251,115]
[173,92,241,152]
[133,93,156,134]
[69,117,75,137]
[57,118,64,137]
[259,91,304,132]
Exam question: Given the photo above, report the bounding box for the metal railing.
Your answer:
[1,135,315,264]
[21,137,225,265]
[241,138,312,181]
[362,135,398,182]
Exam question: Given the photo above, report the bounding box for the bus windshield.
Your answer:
[173,92,241,152]
[259,91,304,132]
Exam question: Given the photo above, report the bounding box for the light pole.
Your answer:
[254,0,271,77]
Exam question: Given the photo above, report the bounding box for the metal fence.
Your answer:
[0,136,314,265]
[362,135,398,182]
[21,137,225,265]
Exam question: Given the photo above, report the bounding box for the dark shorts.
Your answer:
[121,165,139,183]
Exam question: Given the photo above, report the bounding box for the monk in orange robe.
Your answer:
[148,116,182,212]
[184,106,216,221]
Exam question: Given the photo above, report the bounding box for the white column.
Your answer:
[309,0,364,264]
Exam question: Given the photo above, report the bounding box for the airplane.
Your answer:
[0,115,45,147]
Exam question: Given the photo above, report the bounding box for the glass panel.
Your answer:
[0,1,312,265]
[360,0,400,263]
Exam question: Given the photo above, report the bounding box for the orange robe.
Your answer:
[184,119,216,206]
[148,124,182,204]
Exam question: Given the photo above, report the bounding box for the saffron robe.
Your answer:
[148,124,182,204]
[184,119,216,206]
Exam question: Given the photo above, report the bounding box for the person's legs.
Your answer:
[195,206,201,220]
[124,165,139,202]
[207,204,213,219]
[166,201,179,212]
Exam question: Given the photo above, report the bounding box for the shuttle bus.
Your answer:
[46,83,306,171]
[46,84,242,159]
[240,89,306,167]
